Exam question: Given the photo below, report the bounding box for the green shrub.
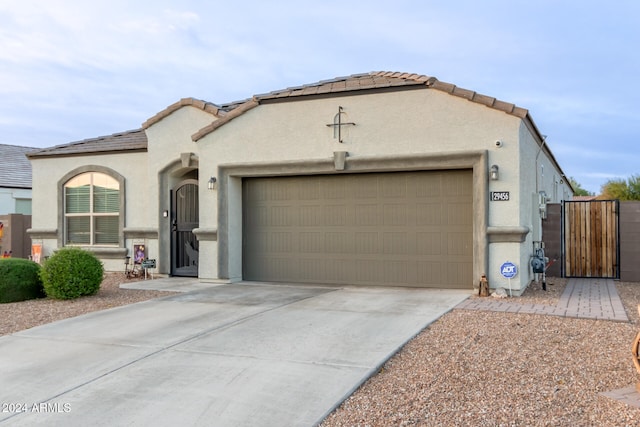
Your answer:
[0,258,45,303]
[40,247,104,300]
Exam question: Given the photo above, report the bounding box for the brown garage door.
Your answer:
[242,170,473,288]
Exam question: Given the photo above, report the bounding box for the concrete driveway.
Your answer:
[0,281,470,427]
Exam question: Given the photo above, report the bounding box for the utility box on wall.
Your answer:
[0,214,32,259]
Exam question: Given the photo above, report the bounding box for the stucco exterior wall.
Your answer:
[144,105,218,275]
[29,105,218,273]
[29,152,148,270]
[487,122,572,292]
[198,88,538,290]
[0,188,31,215]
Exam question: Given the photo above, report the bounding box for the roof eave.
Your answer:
[27,147,147,159]
[192,99,259,142]
[142,97,223,129]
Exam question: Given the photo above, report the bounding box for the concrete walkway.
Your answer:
[0,281,470,426]
[456,277,629,322]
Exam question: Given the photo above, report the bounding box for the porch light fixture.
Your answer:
[490,165,499,181]
[208,176,217,190]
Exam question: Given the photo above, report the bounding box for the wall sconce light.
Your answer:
[208,176,217,190]
[490,165,499,181]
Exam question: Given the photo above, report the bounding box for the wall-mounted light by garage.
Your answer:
[208,176,217,190]
[490,165,500,181]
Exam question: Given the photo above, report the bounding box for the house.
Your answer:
[0,144,33,215]
[27,72,573,294]
[0,144,34,258]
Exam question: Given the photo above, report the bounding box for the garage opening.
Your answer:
[242,170,472,288]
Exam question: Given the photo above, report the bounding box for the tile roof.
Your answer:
[253,71,435,100]
[191,71,530,141]
[0,144,35,188]
[28,72,534,157]
[29,98,218,158]
[142,97,223,129]
[26,128,147,159]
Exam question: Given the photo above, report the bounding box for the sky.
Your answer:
[1,0,639,194]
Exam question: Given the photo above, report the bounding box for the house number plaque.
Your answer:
[491,191,510,201]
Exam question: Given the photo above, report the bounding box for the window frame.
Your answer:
[58,166,126,248]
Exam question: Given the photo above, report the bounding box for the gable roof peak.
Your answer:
[142,97,223,129]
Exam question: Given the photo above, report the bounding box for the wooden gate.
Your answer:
[563,200,619,278]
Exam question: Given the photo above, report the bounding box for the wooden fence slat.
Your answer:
[564,200,619,278]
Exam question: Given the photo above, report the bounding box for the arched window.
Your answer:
[64,172,120,245]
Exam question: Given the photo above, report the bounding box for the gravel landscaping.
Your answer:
[322,278,640,427]
[2,275,640,426]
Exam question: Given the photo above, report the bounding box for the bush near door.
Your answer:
[40,247,104,300]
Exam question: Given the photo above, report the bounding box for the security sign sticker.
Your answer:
[500,262,518,279]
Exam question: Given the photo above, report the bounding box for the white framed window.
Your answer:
[64,172,120,245]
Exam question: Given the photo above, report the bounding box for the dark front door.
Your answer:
[171,179,199,277]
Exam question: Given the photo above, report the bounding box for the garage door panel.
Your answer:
[269,232,294,253]
[297,179,320,200]
[417,232,442,255]
[383,232,410,254]
[382,175,408,198]
[323,205,347,225]
[446,202,473,226]
[417,203,443,225]
[355,204,380,225]
[299,232,324,253]
[417,261,443,285]
[324,178,347,199]
[299,258,326,281]
[348,175,378,198]
[447,262,473,286]
[383,260,414,284]
[326,232,350,253]
[243,171,472,288]
[447,232,473,256]
[326,259,355,282]
[299,205,322,226]
[355,260,382,283]
[383,204,408,226]
[354,232,379,254]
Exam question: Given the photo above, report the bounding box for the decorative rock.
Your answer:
[492,287,508,298]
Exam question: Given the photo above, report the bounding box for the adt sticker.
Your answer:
[500,262,518,279]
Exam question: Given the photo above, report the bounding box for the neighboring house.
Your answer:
[0,144,34,215]
[0,143,34,258]
[27,71,573,294]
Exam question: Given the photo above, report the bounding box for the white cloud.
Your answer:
[0,0,638,187]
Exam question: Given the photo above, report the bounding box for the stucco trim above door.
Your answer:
[487,226,530,243]
[193,228,217,241]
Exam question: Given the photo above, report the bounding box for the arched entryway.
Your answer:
[171,179,199,276]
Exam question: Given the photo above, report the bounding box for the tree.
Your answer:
[600,174,640,200]
[630,175,640,200]
[569,177,594,196]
